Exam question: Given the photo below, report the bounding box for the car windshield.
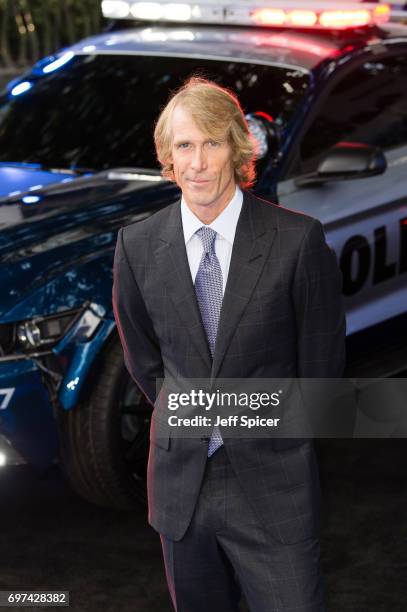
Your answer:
[0,53,309,171]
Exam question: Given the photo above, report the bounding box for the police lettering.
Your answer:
[340,218,407,296]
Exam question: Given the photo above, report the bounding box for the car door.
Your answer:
[277,51,407,335]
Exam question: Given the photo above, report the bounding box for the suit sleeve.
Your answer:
[292,219,346,379]
[112,227,164,406]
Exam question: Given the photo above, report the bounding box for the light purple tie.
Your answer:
[194,226,224,457]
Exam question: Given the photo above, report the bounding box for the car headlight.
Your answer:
[16,309,81,351]
[0,304,104,358]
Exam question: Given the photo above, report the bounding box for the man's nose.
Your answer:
[190,146,207,171]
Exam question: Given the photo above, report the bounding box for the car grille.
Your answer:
[0,324,15,356]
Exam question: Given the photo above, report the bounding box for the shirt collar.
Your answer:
[181,186,243,246]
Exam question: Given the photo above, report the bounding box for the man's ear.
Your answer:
[161,158,175,182]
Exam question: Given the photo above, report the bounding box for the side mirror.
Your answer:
[245,112,280,164]
[295,142,387,187]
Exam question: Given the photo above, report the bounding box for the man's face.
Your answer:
[170,105,237,215]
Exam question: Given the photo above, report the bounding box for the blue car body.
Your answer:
[0,174,178,468]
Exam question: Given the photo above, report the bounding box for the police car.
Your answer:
[0,0,406,508]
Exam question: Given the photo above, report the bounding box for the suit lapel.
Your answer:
[211,192,277,380]
[153,201,212,370]
[153,192,277,377]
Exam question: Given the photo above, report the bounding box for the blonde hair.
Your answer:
[154,77,256,188]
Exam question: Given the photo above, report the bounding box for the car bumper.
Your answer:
[0,357,58,468]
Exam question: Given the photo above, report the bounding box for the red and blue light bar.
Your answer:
[101,0,391,30]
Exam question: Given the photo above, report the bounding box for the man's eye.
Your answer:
[208,141,219,147]
[178,143,190,149]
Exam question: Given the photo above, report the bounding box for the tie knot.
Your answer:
[196,226,217,254]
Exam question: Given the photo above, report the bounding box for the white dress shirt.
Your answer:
[180,186,243,294]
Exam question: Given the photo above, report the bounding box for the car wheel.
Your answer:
[57,335,152,509]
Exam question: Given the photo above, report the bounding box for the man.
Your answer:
[113,77,346,612]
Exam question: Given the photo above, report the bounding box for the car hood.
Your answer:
[0,164,77,198]
[0,168,179,319]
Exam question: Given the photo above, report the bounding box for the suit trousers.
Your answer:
[159,445,326,612]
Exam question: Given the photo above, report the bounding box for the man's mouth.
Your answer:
[187,178,212,185]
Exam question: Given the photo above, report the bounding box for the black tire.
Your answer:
[57,335,152,509]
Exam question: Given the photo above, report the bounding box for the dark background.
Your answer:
[0,0,102,89]
[0,0,102,68]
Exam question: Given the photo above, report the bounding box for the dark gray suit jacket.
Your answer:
[112,190,346,543]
